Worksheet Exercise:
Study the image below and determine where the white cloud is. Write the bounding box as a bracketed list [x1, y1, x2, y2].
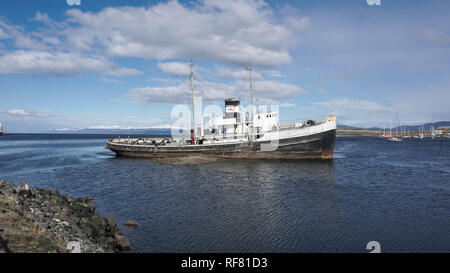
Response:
[6, 109, 49, 118]
[314, 98, 389, 113]
[157, 62, 190, 77]
[127, 79, 305, 104]
[241, 80, 306, 101]
[216, 67, 264, 80]
[0, 19, 48, 50]
[128, 81, 238, 104]
[85, 124, 177, 130]
[0, 18, 140, 77]
[285, 16, 311, 32]
[31, 12, 53, 24]
[261, 70, 284, 78]
[424, 29, 450, 45]
[87, 125, 127, 130]
[128, 84, 189, 104]
[42, 37, 61, 45]
[63, 0, 295, 66]
[326, 68, 357, 81]
[0, 27, 9, 39]
[100, 77, 123, 84]
[148, 77, 182, 85]
[7, 109, 31, 117]
[0, 1, 301, 79]
[279, 102, 296, 107]
[0, 50, 141, 76]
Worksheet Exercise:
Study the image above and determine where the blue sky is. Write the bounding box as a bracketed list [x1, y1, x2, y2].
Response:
[0, 0, 449, 132]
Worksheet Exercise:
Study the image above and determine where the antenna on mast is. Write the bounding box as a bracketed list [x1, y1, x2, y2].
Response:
[248, 61, 254, 141]
[248, 61, 254, 106]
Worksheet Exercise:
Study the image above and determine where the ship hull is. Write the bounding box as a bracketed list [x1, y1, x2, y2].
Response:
[106, 129, 336, 160]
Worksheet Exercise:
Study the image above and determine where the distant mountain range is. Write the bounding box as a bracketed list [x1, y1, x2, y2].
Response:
[338, 121, 450, 131]
[47, 127, 174, 135]
[45, 121, 449, 134]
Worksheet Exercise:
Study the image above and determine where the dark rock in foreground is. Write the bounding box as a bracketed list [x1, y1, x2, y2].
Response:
[0, 180, 130, 253]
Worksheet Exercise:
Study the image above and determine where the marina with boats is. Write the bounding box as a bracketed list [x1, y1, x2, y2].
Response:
[380, 120, 450, 141]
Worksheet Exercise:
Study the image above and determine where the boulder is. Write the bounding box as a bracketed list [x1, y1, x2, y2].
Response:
[16, 182, 32, 198]
[67, 241, 81, 253]
[123, 220, 138, 228]
[107, 216, 117, 227]
[87, 201, 96, 213]
[75, 196, 94, 204]
[114, 234, 130, 251]
[72, 203, 91, 218]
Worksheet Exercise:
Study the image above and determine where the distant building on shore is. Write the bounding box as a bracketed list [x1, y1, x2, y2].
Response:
[438, 126, 450, 132]
[437, 126, 450, 135]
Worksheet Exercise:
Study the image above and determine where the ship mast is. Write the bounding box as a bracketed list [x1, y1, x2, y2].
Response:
[249, 62, 254, 107]
[190, 59, 196, 141]
[248, 62, 254, 141]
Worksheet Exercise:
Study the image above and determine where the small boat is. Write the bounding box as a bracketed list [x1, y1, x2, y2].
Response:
[386, 120, 402, 142]
[417, 124, 425, 139]
[380, 125, 392, 138]
[388, 136, 402, 142]
[401, 125, 410, 138]
[384, 120, 396, 140]
[430, 125, 436, 139]
[0, 122, 5, 136]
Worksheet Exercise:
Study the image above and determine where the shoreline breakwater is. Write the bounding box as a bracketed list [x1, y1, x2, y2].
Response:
[0, 180, 130, 253]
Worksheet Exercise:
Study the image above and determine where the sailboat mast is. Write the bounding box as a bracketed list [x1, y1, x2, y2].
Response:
[190, 59, 196, 139]
[390, 120, 392, 137]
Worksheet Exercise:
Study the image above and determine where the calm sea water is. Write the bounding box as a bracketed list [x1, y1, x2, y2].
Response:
[0, 134, 449, 253]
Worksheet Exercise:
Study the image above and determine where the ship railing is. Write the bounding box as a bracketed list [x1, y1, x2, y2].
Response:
[201, 133, 248, 141]
[108, 137, 168, 145]
[277, 116, 328, 130]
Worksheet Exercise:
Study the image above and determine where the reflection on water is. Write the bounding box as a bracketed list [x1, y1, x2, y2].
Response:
[1, 134, 449, 252]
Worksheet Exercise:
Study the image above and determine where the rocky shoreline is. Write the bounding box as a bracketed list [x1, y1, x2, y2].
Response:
[0, 180, 130, 253]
